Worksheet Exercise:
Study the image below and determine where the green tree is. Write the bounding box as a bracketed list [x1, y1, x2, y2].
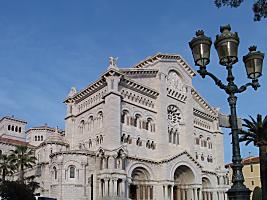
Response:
[0, 154, 15, 182]
[239, 114, 267, 200]
[0, 180, 36, 200]
[214, 0, 267, 21]
[9, 146, 36, 182]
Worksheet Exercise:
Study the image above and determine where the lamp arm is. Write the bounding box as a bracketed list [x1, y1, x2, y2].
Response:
[237, 79, 260, 93]
[197, 67, 227, 91]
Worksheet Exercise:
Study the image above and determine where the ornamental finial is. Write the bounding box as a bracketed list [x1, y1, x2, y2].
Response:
[108, 56, 118, 69]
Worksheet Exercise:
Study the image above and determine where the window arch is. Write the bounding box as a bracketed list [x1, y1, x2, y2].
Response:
[207, 137, 212, 149]
[69, 166, 75, 178]
[121, 110, 130, 125]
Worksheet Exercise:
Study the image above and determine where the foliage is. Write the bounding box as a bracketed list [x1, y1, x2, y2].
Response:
[9, 146, 37, 182]
[240, 114, 267, 146]
[0, 180, 36, 200]
[214, 0, 267, 21]
[0, 154, 15, 182]
[252, 186, 262, 200]
[240, 114, 267, 200]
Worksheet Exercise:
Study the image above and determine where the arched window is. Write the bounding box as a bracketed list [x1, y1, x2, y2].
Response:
[96, 136, 99, 145]
[18, 127, 21, 133]
[69, 166, 75, 178]
[100, 135, 103, 144]
[11, 126, 14, 131]
[80, 120, 85, 134]
[136, 137, 142, 146]
[200, 135, 204, 147]
[38, 136, 40, 141]
[89, 139, 92, 148]
[97, 111, 103, 128]
[15, 126, 18, 132]
[8, 125, 11, 131]
[88, 116, 93, 132]
[53, 167, 57, 179]
[134, 114, 141, 129]
[145, 118, 153, 131]
[35, 136, 37, 141]
[207, 137, 212, 149]
[41, 136, 43, 141]
[0, 150, 2, 155]
[195, 137, 200, 145]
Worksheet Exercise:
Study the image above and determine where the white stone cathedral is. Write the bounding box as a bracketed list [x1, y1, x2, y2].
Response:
[1, 53, 230, 200]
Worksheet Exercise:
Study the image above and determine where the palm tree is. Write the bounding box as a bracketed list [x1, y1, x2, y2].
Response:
[9, 146, 37, 182]
[239, 114, 267, 200]
[0, 154, 15, 182]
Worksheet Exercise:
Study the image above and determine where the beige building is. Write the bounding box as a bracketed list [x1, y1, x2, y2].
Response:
[1, 54, 231, 200]
[225, 156, 261, 197]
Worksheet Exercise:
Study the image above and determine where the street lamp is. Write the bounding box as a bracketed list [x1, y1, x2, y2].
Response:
[189, 25, 264, 200]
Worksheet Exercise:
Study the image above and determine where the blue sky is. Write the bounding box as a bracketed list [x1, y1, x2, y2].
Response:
[0, 1, 266, 163]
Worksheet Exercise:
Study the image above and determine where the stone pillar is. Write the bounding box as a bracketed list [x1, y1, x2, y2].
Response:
[143, 185, 146, 200]
[147, 186, 151, 200]
[137, 185, 141, 200]
[194, 188, 198, 200]
[114, 178, 118, 196]
[110, 179, 114, 197]
[170, 185, 174, 200]
[104, 178, 109, 196]
[177, 188, 181, 200]
[99, 179, 102, 197]
[199, 189, 202, 200]
[164, 185, 168, 200]
[224, 192, 227, 200]
[121, 179, 125, 197]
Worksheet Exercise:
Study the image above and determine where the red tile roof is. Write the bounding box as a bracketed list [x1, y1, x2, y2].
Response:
[225, 156, 260, 167]
[0, 137, 33, 147]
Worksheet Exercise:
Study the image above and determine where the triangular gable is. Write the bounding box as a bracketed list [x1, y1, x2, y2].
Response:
[132, 53, 196, 78]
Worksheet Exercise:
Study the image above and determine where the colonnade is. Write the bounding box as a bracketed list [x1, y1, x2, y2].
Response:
[135, 185, 153, 200]
[98, 177, 127, 198]
[163, 185, 201, 200]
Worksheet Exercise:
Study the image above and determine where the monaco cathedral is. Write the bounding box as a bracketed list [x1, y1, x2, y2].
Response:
[0, 53, 230, 200]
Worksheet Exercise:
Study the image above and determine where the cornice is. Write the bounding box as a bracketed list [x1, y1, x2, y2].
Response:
[191, 88, 218, 116]
[64, 79, 107, 104]
[0, 116, 27, 124]
[120, 68, 158, 78]
[120, 78, 159, 99]
[193, 108, 217, 121]
[133, 53, 196, 78]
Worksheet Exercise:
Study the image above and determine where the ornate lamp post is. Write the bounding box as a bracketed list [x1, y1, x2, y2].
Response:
[189, 25, 264, 200]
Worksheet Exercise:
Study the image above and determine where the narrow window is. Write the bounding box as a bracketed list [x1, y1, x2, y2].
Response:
[11, 126, 14, 131]
[8, 125, 11, 131]
[35, 136, 37, 141]
[251, 181, 254, 186]
[250, 164, 253, 172]
[15, 126, 18, 132]
[41, 136, 43, 141]
[38, 136, 40, 141]
[70, 166, 75, 178]
[18, 127, 21, 133]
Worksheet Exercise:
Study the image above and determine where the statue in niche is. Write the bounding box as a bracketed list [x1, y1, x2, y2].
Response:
[167, 71, 184, 92]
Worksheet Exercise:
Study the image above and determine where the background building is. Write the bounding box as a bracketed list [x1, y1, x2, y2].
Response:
[225, 156, 261, 198]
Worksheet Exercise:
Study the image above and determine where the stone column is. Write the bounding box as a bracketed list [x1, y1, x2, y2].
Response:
[143, 185, 146, 200]
[99, 179, 102, 197]
[199, 188, 202, 200]
[164, 185, 168, 200]
[224, 192, 227, 200]
[114, 178, 118, 196]
[177, 188, 181, 200]
[110, 179, 114, 197]
[194, 188, 198, 200]
[147, 186, 151, 200]
[170, 185, 174, 200]
[121, 179, 125, 197]
[137, 185, 141, 200]
[104, 178, 109, 196]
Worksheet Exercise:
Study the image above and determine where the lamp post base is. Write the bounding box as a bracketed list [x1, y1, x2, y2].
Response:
[227, 187, 251, 200]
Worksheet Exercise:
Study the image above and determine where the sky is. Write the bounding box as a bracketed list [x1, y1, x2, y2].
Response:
[0, 1, 266, 163]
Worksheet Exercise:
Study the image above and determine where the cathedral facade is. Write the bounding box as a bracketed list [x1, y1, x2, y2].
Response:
[1, 53, 230, 200]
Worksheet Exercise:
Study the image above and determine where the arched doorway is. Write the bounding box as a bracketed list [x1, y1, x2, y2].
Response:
[129, 167, 153, 200]
[173, 165, 195, 200]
